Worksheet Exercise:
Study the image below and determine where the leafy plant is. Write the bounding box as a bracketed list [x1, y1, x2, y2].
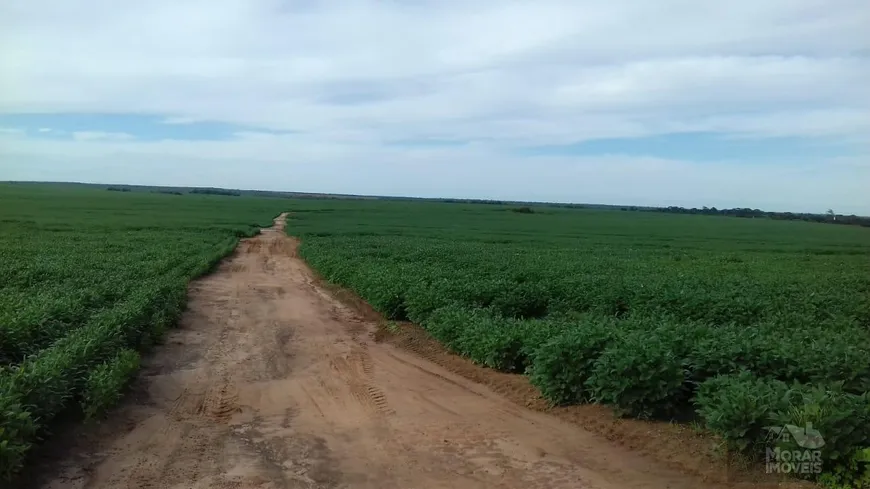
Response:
[694, 371, 797, 453]
[528, 318, 616, 405]
[818, 449, 870, 489]
[0, 391, 36, 481]
[81, 349, 141, 420]
[771, 384, 870, 468]
[452, 311, 525, 371]
[587, 328, 691, 419]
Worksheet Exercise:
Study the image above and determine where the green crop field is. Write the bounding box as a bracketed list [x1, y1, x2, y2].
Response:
[0, 183, 285, 480]
[2, 184, 869, 484]
[289, 200, 870, 482]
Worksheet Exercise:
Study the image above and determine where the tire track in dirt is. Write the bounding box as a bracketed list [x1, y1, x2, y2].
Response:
[36, 213, 769, 489]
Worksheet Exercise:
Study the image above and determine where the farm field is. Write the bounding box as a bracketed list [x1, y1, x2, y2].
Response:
[0, 183, 285, 481]
[290, 200, 870, 483]
[2, 184, 869, 486]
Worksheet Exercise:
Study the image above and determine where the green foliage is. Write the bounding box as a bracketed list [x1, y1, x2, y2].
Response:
[81, 349, 141, 420]
[441, 308, 527, 372]
[289, 197, 870, 480]
[528, 318, 616, 405]
[453, 313, 526, 371]
[771, 385, 870, 467]
[0, 391, 36, 482]
[697, 372, 870, 482]
[695, 371, 796, 452]
[350, 268, 410, 320]
[0, 183, 283, 482]
[424, 306, 478, 351]
[686, 325, 768, 382]
[819, 450, 870, 489]
[6, 185, 866, 482]
[587, 326, 692, 419]
[688, 321, 870, 395]
[425, 306, 569, 372]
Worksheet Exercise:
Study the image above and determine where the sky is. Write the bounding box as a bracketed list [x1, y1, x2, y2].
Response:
[1, 1, 868, 214]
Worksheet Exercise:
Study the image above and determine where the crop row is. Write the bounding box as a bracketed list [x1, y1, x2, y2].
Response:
[0, 233, 240, 365]
[0, 185, 284, 482]
[292, 206, 870, 483]
[0, 235, 247, 480]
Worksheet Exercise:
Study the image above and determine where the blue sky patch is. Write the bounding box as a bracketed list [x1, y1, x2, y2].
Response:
[516, 132, 863, 162]
[386, 138, 470, 148]
[0, 113, 291, 141]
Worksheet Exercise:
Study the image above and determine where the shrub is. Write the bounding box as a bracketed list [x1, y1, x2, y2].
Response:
[587, 326, 691, 419]
[452, 311, 526, 372]
[697, 373, 870, 480]
[686, 326, 768, 383]
[694, 371, 797, 452]
[770, 384, 870, 469]
[742, 323, 870, 394]
[355, 273, 409, 320]
[516, 318, 571, 370]
[424, 305, 475, 351]
[787, 333, 870, 394]
[490, 281, 550, 319]
[528, 318, 616, 405]
[403, 281, 456, 324]
[426, 307, 566, 373]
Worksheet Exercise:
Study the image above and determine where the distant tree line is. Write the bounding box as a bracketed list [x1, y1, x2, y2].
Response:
[189, 188, 241, 196]
[438, 198, 589, 208]
[96, 183, 868, 227]
[510, 206, 535, 214]
[619, 205, 870, 227]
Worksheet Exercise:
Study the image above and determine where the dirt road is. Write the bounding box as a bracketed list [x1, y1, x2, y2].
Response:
[41, 214, 723, 489]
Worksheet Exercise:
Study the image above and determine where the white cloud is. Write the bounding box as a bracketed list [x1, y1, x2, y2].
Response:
[0, 127, 26, 138]
[71, 131, 135, 141]
[0, 0, 868, 211]
[161, 116, 203, 125]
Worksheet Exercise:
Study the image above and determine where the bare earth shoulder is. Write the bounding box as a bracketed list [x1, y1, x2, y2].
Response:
[37, 214, 764, 489]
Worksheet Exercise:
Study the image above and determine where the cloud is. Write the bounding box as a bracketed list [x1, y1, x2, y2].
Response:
[71, 131, 135, 141]
[0, 0, 868, 212]
[0, 127, 25, 139]
[161, 116, 202, 125]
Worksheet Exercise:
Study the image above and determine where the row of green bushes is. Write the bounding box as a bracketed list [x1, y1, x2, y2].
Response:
[299, 236, 870, 482]
[418, 305, 870, 397]
[697, 373, 870, 486]
[0, 236, 248, 482]
[416, 306, 870, 481]
[300, 237, 870, 329]
[288, 202, 870, 484]
[1, 233, 245, 366]
[0, 280, 186, 479]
